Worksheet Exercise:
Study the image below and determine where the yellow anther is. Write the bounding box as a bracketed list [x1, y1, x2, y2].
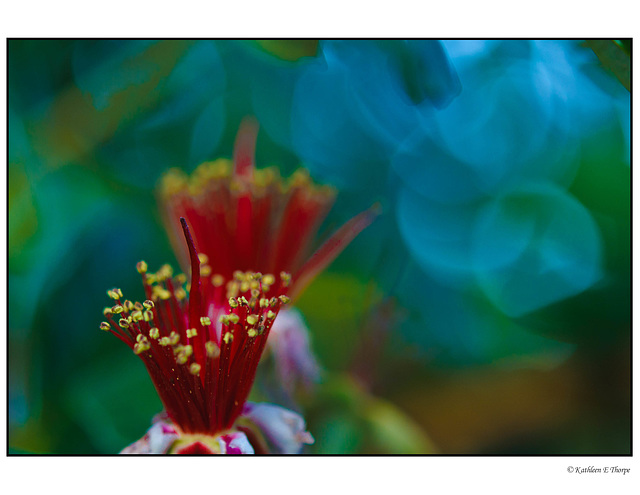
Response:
[219, 315, 229, 325]
[246, 314, 259, 326]
[200, 317, 211, 326]
[133, 341, 150, 355]
[100, 322, 111, 331]
[136, 261, 148, 274]
[247, 329, 257, 338]
[103, 307, 113, 316]
[223, 332, 234, 344]
[175, 273, 187, 285]
[233, 270, 245, 281]
[121, 300, 132, 312]
[143, 310, 154, 321]
[131, 310, 144, 322]
[250, 280, 260, 291]
[240, 281, 250, 293]
[280, 272, 291, 287]
[160, 264, 174, 278]
[159, 337, 171, 346]
[279, 295, 291, 304]
[269, 297, 278, 307]
[174, 288, 187, 300]
[201, 265, 212, 277]
[143, 300, 155, 309]
[118, 318, 130, 329]
[134, 301, 144, 311]
[229, 297, 239, 308]
[267, 310, 276, 319]
[169, 331, 180, 346]
[262, 274, 275, 286]
[144, 273, 156, 285]
[198, 253, 209, 264]
[261, 284, 271, 293]
[136, 334, 146, 343]
[205, 341, 220, 358]
[153, 287, 172, 300]
[238, 296, 249, 306]
[189, 363, 201, 375]
[251, 289, 260, 298]
[149, 328, 160, 339]
[257, 325, 265, 335]
[107, 288, 123, 300]
[212, 274, 225, 287]
[259, 298, 269, 308]
[251, 272, 263, 280]
[186, 328, 198, 339]
[228, 314, 240, 325]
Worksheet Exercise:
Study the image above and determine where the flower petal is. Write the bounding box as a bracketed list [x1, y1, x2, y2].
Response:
[268, 308, 321, 395]
[218, 431, 255, 454]
[242, 402, 314, 454]
[120, 416, 179, 454]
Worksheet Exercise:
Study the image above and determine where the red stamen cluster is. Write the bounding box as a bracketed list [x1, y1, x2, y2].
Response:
[159, 119, 379, 300]
[100, 219, 291, 435]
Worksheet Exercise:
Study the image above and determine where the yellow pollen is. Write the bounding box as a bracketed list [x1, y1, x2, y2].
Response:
[280, 272, 292, 287]
[246, 314, 259, 326]
[134, 301, 144, 311]
[259, 298, 269, 308]
[175, 273, 187, 285]
[267, 310, 276, 319]
[136, 261, 148, 274]
[247, 329, 257, 338]
[143, 300, 154, 309]
[251, 288, 260, 298]
[229, 297, 239, 308]
[131, 310, 143, 322]
[118, 318, 130, 328]
[233, 270, 245, 281]
[200, 316, 212, 326]
[262, 274, 275, 286]
[205, 341, 220, 358]
[159, 337, 171, 346]
[124, 300, 135, 312]
[174, 288, 187, 300]
[103, 307, 113, 316]
[143, 310, 154, 321]
[186, 328, 198, 338]
[240, 281, 250, 293]
[189, 363, 201, 375]
[250, 281, 260, 291]
[223, 332, 234, 344]
[133, 342, 150, 355]
[112, 304, 124, 314]
[100, 322, 111, 331]
[238, 296, 249, 306]
[149, 328, 160, 339]
[136, 334, 146, 342]
[169, 331, 180, 346]
[279, 295, 291, 304]
[228, 314, 240, 325]
[108, 288, 123, 300]
[219, 315, 229, 325]
[269, 297, 278, 307]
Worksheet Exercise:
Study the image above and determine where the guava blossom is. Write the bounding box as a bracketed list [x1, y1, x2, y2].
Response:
[101, 219, 313, 454]
[158, 119, 378, 393]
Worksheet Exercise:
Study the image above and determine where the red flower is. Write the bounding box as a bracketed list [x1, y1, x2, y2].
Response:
[159, 118, 379, 301]
[101, 218, 292, 438]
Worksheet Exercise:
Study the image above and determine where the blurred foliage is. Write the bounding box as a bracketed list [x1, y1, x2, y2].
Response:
[585, 39, 631, 91]
[8, 39, 630, 455]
